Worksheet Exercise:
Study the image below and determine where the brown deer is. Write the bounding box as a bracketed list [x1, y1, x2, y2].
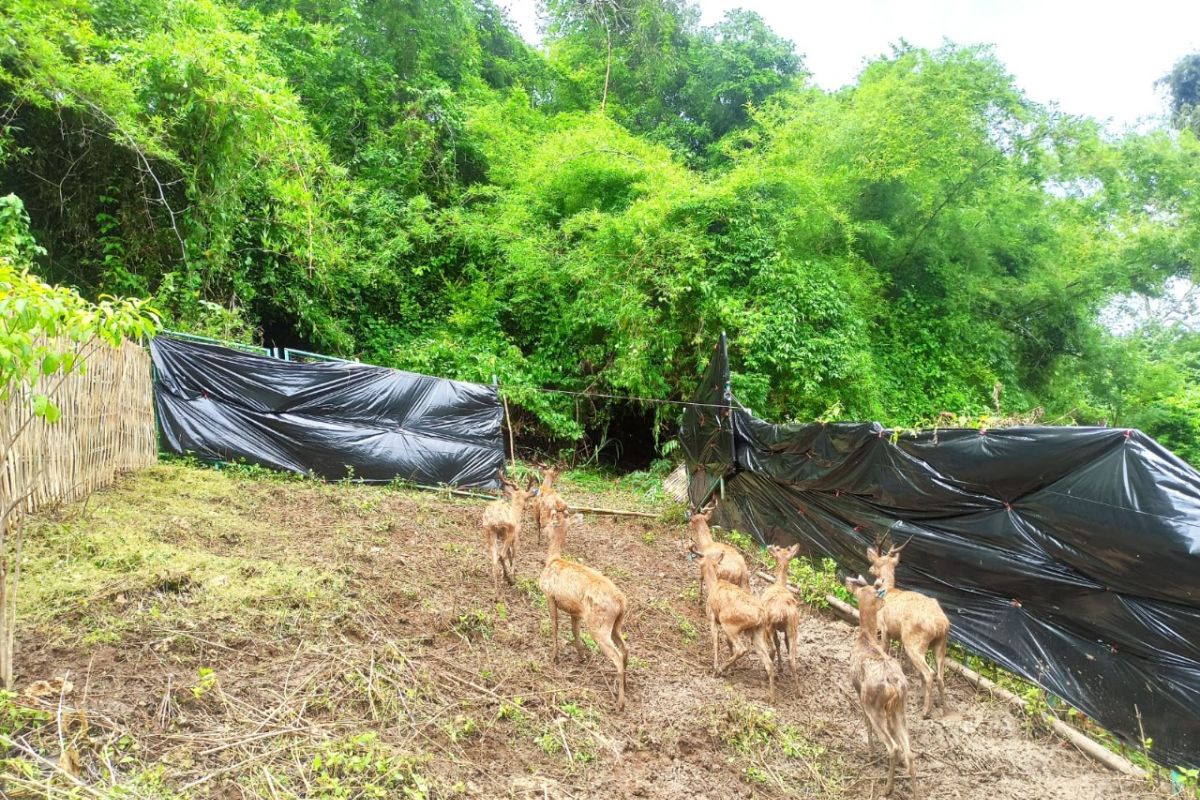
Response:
[532, 465, 568, 544]
[867, 538, 950, 719]
[688, 500, 750, 602]
[762, 543, 802, 678]
[695, 549, 776, 700]
[846, 574, 919, 799]
[539, 509, 629, 711]
[481, 472, 535, 594]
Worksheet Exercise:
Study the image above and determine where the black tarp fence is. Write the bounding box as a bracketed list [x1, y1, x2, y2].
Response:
[152, 335, 506, 488]
[681, 335, 1200, 769]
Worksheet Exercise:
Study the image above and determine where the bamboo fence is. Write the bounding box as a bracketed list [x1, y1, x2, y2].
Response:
[1, 338, 156, 520]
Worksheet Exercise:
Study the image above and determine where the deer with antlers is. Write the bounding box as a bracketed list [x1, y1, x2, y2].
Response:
[867, 536, 950, 719]
[481, 471, 536, 594]
[845, 574, 919, 799]
[688, 500, 750, 603]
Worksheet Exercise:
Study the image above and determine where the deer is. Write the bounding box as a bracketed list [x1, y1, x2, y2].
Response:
[481, 471, 536, 594]
[688, 500, 750, 603]
[866, 537, 950, 719]
[538, 509, 629, 711]
[694, 549, 776, 700]
[845, 574, 919, 799]
[532, 465, 568, 544]
[761, 543, 802, 678]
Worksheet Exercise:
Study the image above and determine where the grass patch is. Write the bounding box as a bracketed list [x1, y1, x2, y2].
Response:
[708, 697, 844, 794]
[20, 466, 349, 648]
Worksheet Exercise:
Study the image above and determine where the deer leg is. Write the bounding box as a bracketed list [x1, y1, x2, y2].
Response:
[893, 702, 919, 800]
[716, 624, 750, 675]
[710, 616, 722, 673]
[884, 748, 897, 797]
[787, 612, 799, 677]
[753, 627, 776, 701]
[548, 599, 561, 663]
[904, 640, 936, 719]
[593, 622, 627, 712]
[571, 615, 587, 661]
[489, 531, 502, 595]
[934, 634, 948, 715]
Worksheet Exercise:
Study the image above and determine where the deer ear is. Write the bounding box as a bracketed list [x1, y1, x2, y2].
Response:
[866, 547, 880, 562]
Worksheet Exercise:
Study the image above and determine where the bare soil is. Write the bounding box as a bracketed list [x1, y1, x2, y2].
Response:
[12, 465, 1161, 799]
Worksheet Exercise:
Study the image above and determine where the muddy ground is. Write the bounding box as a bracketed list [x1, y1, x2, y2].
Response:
[12, 465, 1160, 799]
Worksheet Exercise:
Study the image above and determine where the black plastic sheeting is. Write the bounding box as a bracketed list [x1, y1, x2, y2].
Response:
[152, 336, 506, 488]
[681, 335, 1200, 769]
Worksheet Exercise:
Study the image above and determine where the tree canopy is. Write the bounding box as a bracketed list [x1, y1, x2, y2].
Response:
[1, 0, 1198, 463]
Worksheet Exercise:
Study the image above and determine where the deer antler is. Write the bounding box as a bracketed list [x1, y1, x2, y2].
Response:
[887, 535, 915, 556]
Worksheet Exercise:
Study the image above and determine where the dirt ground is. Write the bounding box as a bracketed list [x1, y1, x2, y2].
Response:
[10, 464, 1163, 799]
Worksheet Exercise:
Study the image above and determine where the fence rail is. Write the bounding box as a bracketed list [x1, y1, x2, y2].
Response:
[1, 338, 157, 520]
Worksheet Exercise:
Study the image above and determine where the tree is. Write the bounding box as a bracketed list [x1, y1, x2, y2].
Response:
[0, 194, 158, 688]
[1159, 52, 1200, 132]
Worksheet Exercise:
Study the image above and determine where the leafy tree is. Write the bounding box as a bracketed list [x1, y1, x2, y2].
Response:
[1159, 52, 1200, 132]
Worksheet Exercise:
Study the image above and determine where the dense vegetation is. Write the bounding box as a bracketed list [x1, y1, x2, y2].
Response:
[2, 0, 1198, 462]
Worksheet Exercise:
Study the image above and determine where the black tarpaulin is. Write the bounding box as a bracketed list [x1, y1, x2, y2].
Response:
[152, 336, 506, 488]
[681, 335, 1200, 769]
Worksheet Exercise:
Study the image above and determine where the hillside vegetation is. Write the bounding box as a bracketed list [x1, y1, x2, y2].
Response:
[2, 0, 1200, 461]
[4, 464, 1163, 798]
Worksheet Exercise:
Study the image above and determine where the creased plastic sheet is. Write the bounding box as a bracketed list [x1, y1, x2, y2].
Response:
[152, 336, 505, 488]
[680, 337, 1200, 768]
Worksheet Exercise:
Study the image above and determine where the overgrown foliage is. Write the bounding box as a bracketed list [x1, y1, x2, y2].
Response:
[2, 0, 1198, 462]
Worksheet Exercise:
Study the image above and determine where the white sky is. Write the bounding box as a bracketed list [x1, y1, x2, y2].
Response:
[500, 0, 1200, 131]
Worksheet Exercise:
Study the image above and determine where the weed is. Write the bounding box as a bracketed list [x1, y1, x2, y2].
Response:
[441, 714, 479, 743]
[516, 577, 546, 608]
[788, 556, 852, 607]
[309, 733, 431, 798]
[535, 729, 562, 755]
[452, 609, 493, 642]
[677, 584, 700, 602]
[497, 696, 527, 724]
[641, 530, 657, 545]
[709, 698, 840, 793]
[745, 765, 772, 786]
[189, 667, 218, 701]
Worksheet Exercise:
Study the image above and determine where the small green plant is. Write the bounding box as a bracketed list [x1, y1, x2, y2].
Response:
[745, 765, 772, 786]
[452, 609, 493, 642]
[441, 713, 478, 743]
[189, 667, 218, 701]
[534, 729, 562, 755]
[788, 556, 852, 607]
[497, 696, 527, 724]
[641, 530, 657, 545]
[309, 733, 430, 799]
[515, 577, 546, 607]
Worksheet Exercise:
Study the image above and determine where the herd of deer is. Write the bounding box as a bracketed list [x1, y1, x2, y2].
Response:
[481, 469, 951, 798]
